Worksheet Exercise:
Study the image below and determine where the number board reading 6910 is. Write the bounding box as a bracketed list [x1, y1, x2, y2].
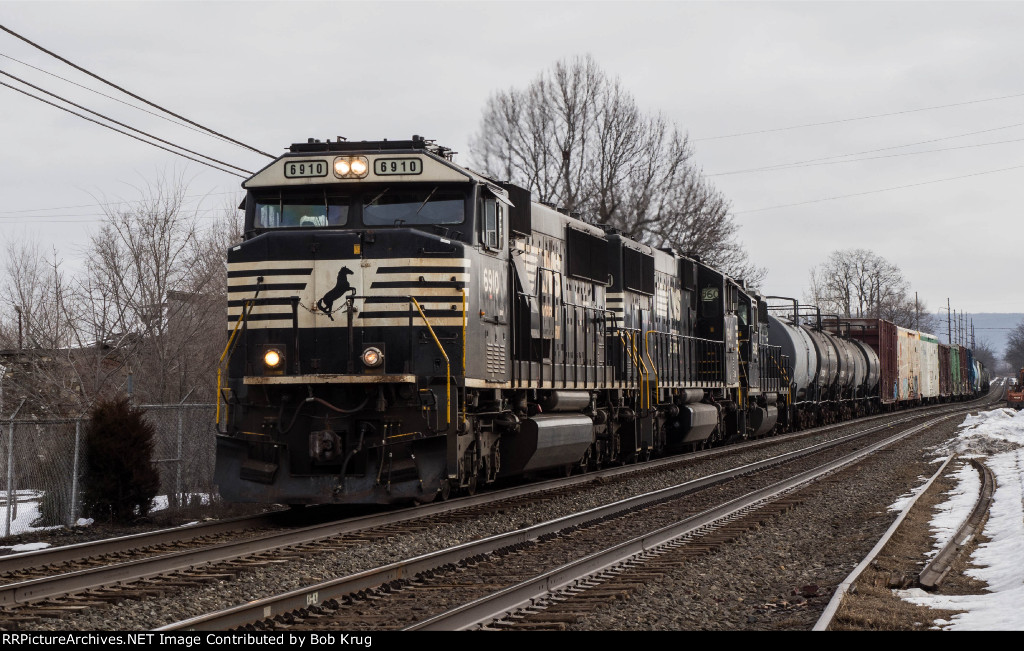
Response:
[374, 158, 422, 176]
[284, 160, 328, 178]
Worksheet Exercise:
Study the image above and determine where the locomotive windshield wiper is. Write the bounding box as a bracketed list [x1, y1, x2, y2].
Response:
[416, 186, 438, 214]
[364, 187, 389, 207]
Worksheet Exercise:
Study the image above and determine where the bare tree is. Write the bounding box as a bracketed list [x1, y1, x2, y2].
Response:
[0, 173, 241, 416]
[0, 237, 84, 416]
[1006, 319, 1024, 371]
[84, 174, 241, 403]
[470, 55, 764, 285]
[971, 339, 998, 372]
[805, 248, 936, 331]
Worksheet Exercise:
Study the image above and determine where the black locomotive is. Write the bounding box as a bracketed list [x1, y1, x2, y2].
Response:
[213, 136, 976, 506]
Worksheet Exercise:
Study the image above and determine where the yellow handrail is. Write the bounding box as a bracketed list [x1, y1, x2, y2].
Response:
[215, 296, 256, 427]
[644, 330, 661, 408]
[768, 354, 793, 406]
[618, 332, 636, 389]
[619, 331, 647, 410]
[411, 297, 451, 426]
[633, 331, 651, 410]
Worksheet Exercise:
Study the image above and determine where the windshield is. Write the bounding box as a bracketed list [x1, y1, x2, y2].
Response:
[249, 185, 466, 229]
[254, 190, 349, 229]
[362, 186, 465, 226]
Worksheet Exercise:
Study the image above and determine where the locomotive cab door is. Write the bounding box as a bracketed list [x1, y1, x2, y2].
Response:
[473, 189, 511, 384]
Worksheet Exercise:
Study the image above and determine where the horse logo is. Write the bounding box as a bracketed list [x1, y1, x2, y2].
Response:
[317, 266, 356, 320]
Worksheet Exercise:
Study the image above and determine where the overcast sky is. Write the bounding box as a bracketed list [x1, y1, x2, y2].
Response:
[1, 1, 1022, 315]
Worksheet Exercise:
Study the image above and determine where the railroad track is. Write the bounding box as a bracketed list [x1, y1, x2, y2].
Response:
[161, 400, 994, 631]
[1, 390, 987, 582]
[0, 392, 998, 630]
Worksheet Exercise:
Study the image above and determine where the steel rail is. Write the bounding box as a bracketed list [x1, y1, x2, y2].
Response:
[408, 413, 961, 631]
[2, 389, 996, 588]
[813, 453, 955, 630]
[159, 411, 958, 631]
[0, 511, 283, 577]
[0, 413, 894, 582]
[917, 458, 995, 589]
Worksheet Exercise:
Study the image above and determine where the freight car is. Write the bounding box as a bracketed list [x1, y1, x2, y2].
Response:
[762, 307, 987, 431]
[213, 136, 983, 506]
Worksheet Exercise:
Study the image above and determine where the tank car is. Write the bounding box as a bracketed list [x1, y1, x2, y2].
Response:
[764, 300, 880, 429]
[214, 136, 785, 505]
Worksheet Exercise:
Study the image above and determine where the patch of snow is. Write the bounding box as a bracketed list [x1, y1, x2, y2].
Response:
[926, 462, 980, 559]
[4, 542, 51, 552]
[897, 408, 1024, 630]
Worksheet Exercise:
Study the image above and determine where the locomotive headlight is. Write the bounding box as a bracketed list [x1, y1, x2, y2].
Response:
[263, 349, 283, 368]
[361, 346, 384, 368]
[333, 157, 369, 179]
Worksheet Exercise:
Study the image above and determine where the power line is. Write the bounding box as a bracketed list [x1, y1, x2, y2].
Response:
[0, 205, 240, 226]
[709, 121, 1024, 176]
[0, 204, 237, 221]
[0, 51, 246, 152]
[0, 23, 275, 158]
[0, 191, 241, 215]
[695, 91, 1024, 142]
[734, 163, 1024, 214]
[0, 213, 234, 226]
[712, 135, 1024, 176]
[0, 80, 247, 178]
[0, 69, 253, 175]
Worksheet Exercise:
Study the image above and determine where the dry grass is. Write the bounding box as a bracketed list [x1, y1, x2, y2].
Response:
[830, 459, 990, 630]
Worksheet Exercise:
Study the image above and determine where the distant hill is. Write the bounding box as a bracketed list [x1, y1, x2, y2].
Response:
[931, 312, 1022, 360]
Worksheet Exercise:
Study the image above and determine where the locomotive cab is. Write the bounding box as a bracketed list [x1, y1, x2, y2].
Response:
[217, 137, 517, 504]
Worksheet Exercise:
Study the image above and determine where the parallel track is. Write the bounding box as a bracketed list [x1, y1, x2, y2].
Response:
[162, 398, 995, 631]
[0, 392, 997, 629]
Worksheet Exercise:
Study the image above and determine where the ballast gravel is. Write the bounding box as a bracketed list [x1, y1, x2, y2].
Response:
[12, 411, 974, 631]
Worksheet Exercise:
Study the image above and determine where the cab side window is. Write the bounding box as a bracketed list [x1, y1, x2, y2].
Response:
[480, 196, 504, 251]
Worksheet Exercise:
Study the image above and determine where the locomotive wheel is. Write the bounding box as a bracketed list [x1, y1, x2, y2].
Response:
[438, 478, 451, 501]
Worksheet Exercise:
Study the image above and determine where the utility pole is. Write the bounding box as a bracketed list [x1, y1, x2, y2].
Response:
[947, 298, 952, 345]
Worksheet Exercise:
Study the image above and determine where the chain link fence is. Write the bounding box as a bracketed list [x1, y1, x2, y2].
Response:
[1, 403, 217, 539]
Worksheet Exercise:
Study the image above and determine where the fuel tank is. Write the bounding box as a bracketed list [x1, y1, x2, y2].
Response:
[498, 414, 595, 476]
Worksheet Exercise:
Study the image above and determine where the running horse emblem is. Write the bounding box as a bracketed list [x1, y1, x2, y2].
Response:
[317, 266, 356, 321]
